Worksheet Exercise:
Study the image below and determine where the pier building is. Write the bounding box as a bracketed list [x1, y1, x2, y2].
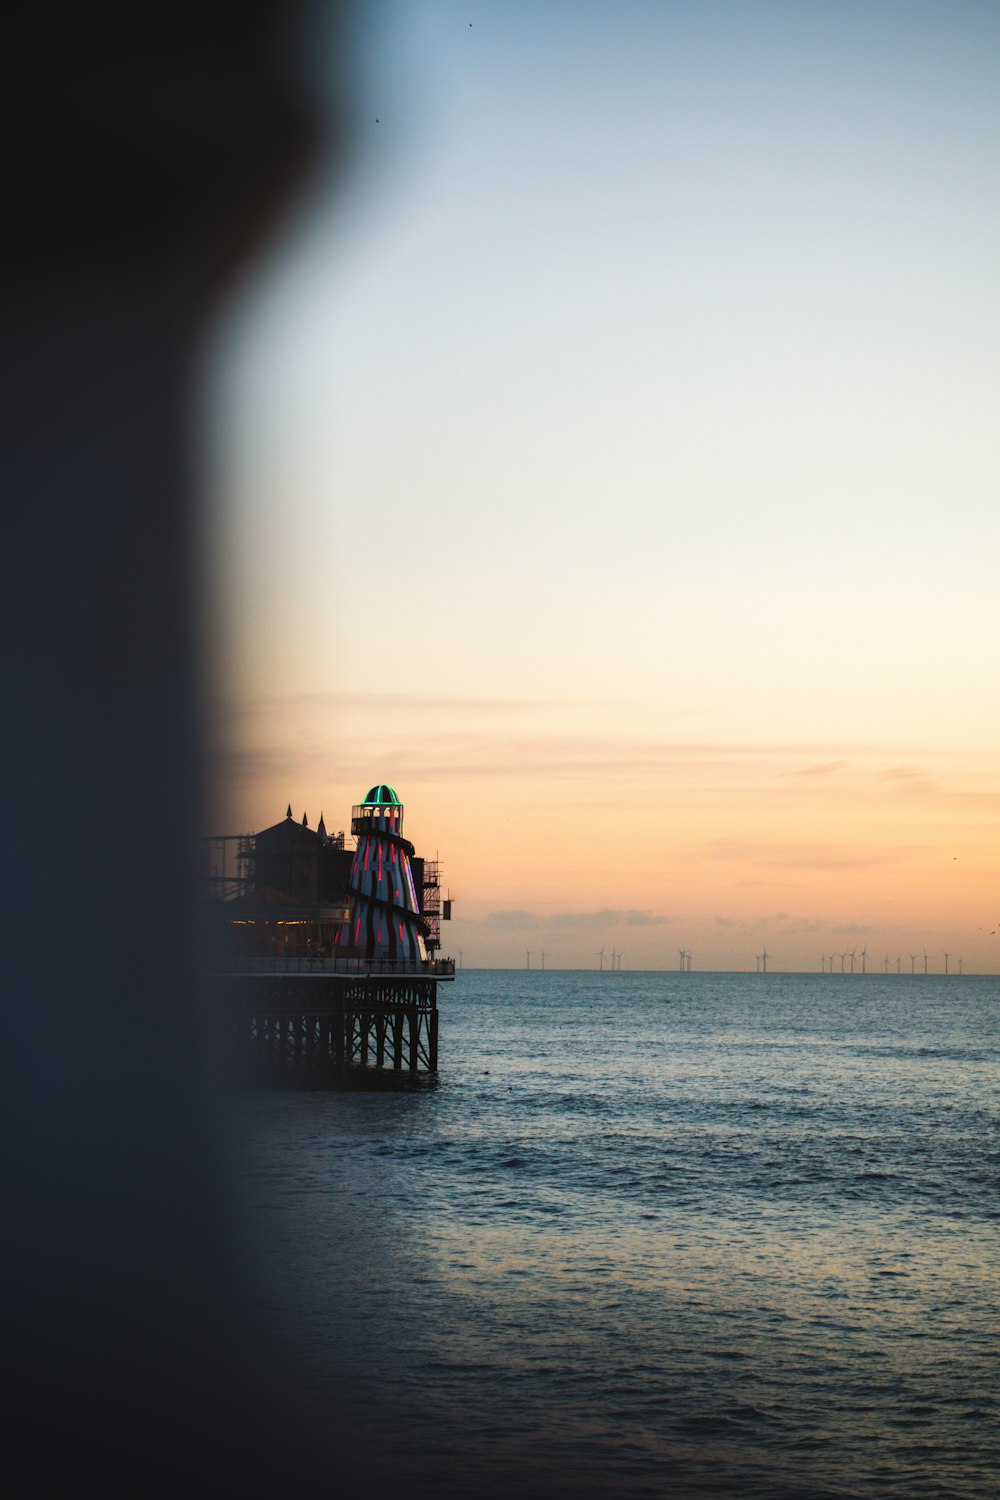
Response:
[203, 786, 453, 1086]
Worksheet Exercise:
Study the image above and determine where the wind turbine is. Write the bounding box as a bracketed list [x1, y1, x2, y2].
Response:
[840, 951, 848, 974]
[755, 953, 761, 973]
[617, 951, 625, 972]
[895, 955, 901, 974]
[539, 950, 547, 972]
[849, 947, 857, 974]
[923, 949, 928, 975]
[685, 951, 692, 972]
[910, 954, 917, 976]
[611, 948, 619, 972]
[597, 946, 606, 972]
[828, 953, 836, 974]
[761, 945, 769, 975]
[678, 947, 686, 972]
[525, 950, 531, 970]
[459, 950, 464, 969]
[860, 946, 868, 975]
[943, 951, 949, 975]
[883, 955, 890, 974]
[958, 956, 963, 975]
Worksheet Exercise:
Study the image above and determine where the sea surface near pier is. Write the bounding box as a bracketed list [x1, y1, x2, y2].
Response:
[228, 971, 999, 1499]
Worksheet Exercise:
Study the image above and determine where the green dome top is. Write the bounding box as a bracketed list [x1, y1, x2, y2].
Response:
[362, 783, 400, 806]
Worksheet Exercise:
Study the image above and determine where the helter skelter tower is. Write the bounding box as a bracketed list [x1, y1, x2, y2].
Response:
[340, 784, 427, 965]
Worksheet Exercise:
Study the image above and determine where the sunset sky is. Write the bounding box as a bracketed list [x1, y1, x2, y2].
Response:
[203, 0, 1000, 972]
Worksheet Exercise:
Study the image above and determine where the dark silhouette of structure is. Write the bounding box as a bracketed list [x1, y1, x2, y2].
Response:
[2, 7, 360, 1495]
[204, 794, 451, 964]
[205, 796, 453, 1087]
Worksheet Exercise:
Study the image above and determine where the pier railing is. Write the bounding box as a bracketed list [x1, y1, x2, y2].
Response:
[216, 955, 456, 979]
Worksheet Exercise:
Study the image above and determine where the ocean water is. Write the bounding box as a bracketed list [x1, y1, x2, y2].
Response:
[229, 971, 999, 1499]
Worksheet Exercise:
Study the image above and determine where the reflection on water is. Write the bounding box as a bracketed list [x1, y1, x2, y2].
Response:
[230, 973, 999, 1498]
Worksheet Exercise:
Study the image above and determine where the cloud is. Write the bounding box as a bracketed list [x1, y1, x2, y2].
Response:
[788, 760, 848, 779]
[225, 690, 603, 719]
[713, 913, 824, 934]
[208, 745, 291, 782]
[484, 907, 672, 931]
[876, 764, 939, 796]
[706, 839, 913, 871]
[773, 914, 824, 933]
[213, 707, 1000, 812]
[482, 910, 537, 931]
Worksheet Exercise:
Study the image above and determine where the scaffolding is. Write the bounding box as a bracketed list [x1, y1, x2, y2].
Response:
[421, 861, 439, 952]
[201, 834, 255, 902]
[201, 821, 451, 963]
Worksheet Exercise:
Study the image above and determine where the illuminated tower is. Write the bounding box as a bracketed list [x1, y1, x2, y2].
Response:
[341, 784, 427, 964]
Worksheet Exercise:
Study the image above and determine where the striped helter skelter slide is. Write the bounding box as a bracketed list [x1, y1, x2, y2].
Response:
[337, 784, 427, 964]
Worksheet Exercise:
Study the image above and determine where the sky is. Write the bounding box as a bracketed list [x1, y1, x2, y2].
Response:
[202, 0, 1000, 972]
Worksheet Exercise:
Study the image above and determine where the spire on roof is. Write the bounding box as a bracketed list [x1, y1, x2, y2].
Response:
[286, 804, 292, 819]
[301, 811, 309, 827]
[317, 811, 327, 840]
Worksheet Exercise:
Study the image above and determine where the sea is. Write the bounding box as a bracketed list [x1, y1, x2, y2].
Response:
[228, 971, 999, 1499]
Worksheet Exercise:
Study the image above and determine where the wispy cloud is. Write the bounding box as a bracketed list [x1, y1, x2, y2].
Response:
[208, 745, 292, 782]
[773, 914, 825, 933]
[484, 908, 672, 931]
[713, 913, 825, 934]
[876, 764, 939, 796]
[787, 760, 848, 779]
[223, 691, 605, 720]
[215, 701, 998, 802]
[705, 839, 914, 871]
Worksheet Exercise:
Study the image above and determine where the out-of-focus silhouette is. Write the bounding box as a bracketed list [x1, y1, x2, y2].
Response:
[2, 6, 357, 1493]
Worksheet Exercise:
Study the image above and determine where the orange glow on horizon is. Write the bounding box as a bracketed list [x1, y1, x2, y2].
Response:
[210, 694, 1000, 973]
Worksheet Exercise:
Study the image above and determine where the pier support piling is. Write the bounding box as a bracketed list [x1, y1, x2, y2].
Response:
[215, 970, 442, 1087]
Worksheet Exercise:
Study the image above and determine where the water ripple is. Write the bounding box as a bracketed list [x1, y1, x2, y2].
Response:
[231, 971, 1000, 1499]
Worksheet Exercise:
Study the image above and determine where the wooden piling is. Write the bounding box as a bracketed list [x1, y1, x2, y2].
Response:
[213, 968, 445, 1088]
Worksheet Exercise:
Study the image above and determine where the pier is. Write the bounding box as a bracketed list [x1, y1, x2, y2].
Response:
[215, 965, 446, 1088]
[204, 786, 454, 1087]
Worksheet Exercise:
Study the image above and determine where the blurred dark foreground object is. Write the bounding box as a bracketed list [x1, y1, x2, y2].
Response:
[1, 6, 361, 1494]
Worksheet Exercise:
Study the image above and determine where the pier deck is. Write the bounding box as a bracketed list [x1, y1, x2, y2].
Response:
[214, 965, 449, 1088]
